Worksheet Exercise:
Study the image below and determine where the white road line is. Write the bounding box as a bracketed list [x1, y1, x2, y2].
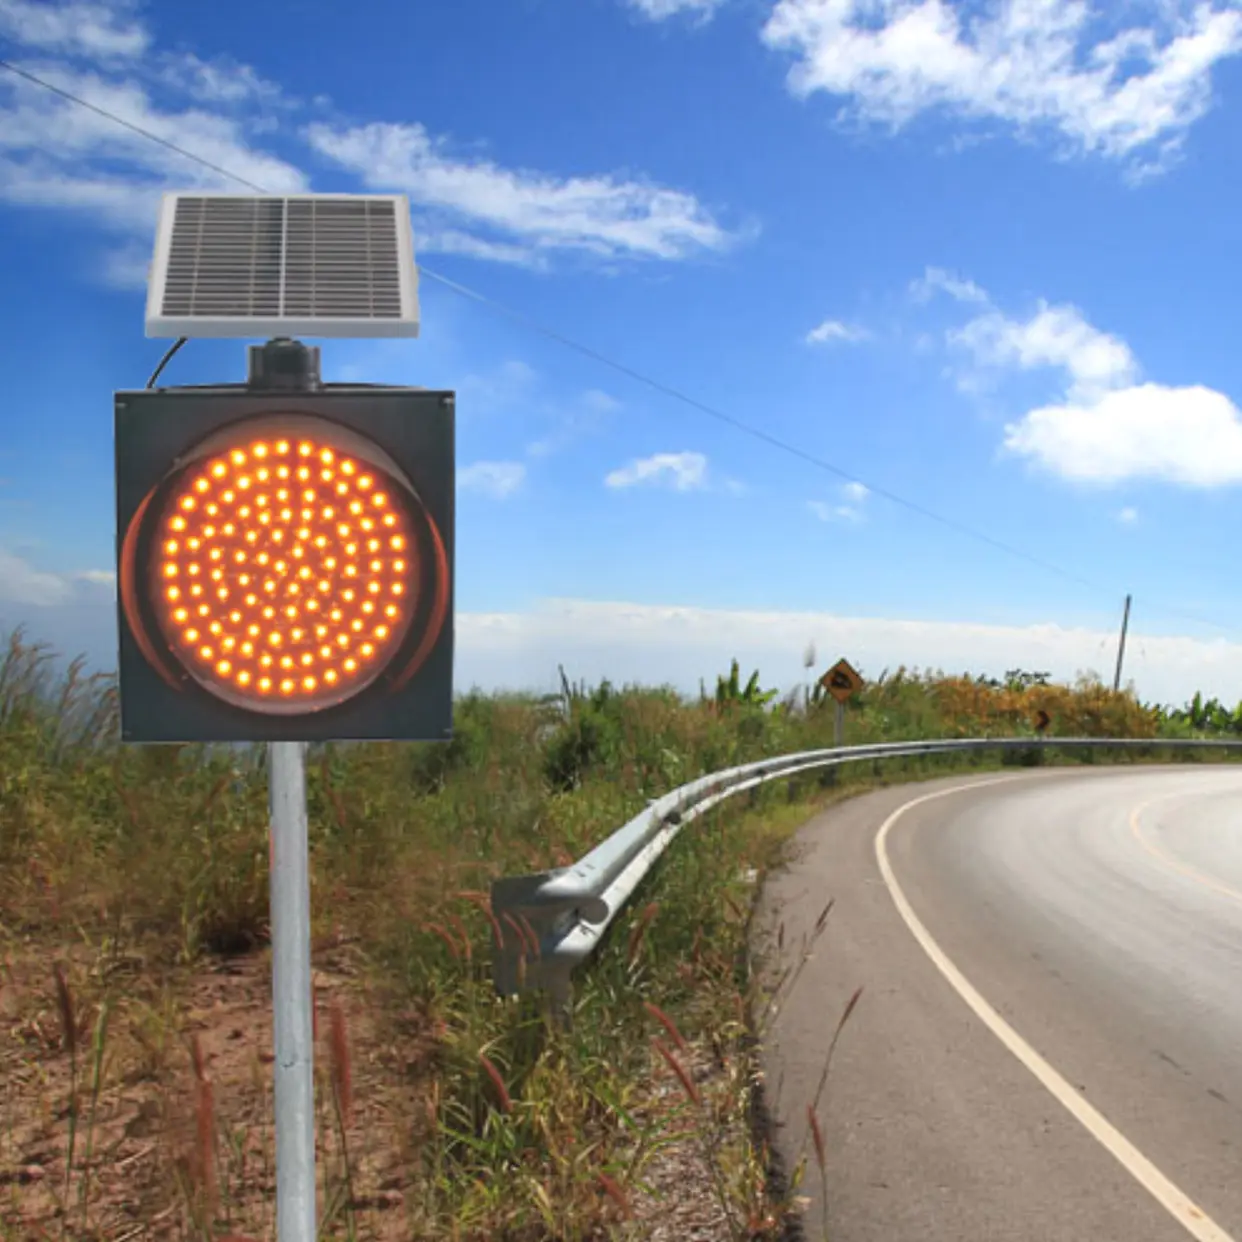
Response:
[875, 776, 1238, 1242]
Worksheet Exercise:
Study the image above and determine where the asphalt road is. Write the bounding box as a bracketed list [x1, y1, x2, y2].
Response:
[756, 766, 1242, 1242]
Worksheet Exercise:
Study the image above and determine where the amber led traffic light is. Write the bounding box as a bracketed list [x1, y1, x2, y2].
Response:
[116, 382, 454, 743]
[142, 421, 417, 712]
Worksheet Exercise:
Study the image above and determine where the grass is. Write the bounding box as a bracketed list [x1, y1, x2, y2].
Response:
[1, 628, 1238, 1240]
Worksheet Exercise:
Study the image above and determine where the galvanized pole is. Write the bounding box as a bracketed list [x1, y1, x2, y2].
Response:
[268, 746, 316, 1240]
[253, 338, 320, 1242]
[1113, 594, 1132, 693]
[834, 699, 845, 747]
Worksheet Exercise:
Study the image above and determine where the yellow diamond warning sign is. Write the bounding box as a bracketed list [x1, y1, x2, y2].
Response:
[819, 658, 864, 704]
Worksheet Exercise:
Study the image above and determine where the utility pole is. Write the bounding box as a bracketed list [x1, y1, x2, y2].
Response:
[1113, 594, 1132, 693]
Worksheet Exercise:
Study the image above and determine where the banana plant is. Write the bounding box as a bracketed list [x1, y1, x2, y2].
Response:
[1156, 691, 1242, 735]
[713, 659, 778, 710]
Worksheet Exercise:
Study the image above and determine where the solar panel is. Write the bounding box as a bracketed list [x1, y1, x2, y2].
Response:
[145, 194, 420, 339]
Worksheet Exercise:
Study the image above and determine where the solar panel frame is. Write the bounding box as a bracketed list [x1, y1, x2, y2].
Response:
[145, 193, 420, 339]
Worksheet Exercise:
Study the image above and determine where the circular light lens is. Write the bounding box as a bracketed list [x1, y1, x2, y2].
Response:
[144, 419, 422, 714]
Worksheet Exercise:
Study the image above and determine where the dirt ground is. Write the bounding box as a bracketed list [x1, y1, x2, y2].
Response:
[0, 934, 425, 1241]
[1, 937, 752, 1242]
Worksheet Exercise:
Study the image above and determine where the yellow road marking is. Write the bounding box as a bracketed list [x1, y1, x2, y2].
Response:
[1129, 797, 1242, 908]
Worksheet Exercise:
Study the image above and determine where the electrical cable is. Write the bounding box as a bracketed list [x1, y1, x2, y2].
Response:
[146, 336, 187, 388]
[0, 54, 1233, 638]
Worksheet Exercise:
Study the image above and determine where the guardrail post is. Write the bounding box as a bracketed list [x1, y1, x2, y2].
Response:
[490, 872, 596, 1015]
[543, 964, 575, 1030]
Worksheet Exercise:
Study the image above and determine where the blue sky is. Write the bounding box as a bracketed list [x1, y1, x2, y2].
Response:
[3, 0, 1242, 704]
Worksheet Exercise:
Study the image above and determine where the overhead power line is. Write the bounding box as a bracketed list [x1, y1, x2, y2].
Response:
[0, 55, 1232, 638]
[0, 58, 271, 191]
[415, 266, 1101, 593]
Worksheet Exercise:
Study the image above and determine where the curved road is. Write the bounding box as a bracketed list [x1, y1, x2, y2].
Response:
[757, 765, 1242, 1242]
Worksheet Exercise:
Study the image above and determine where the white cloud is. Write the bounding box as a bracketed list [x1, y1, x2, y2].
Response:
[805, 317, 869, 345]
[527, 388, 621, 458]
[582, 389, 623, 417]
[457, 461, 527, 499]
[0, 0, 149, 59]
[413, 227, 545, 267]
[930, 273, 1242, 487]
[0, 548, 113, 606]
[761, 0, 1242, 169]
[624, 0, 725, 20]
[456, 360, 540, 415]
[305, 120, 739, 262]
[453, 597, 1242, 708]
[161, 53, 284, 106]
[1004, 383, 1242, 486]
[98, 238, 150, 288]
[1117, 506, 1139, 523]
[951, 301, 1138, 400]
[911, 265, 990, 305]
[809, 479, 870, 522]
[0, 547, 72, 605]
[605, 451, 709, 491]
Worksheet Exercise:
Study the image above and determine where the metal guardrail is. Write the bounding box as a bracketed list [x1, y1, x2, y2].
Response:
[490, 735, 1242, 1005]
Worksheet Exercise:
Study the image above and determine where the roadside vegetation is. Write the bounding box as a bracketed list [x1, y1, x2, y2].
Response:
[1, 626, 1236, 1240]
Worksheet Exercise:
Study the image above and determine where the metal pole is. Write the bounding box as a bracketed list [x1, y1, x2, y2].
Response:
[1113, 594, 1132, 693]
[251, 339, 321, 1242]
[834, 699, 845, 747]
[268, 740, 317, 1242]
